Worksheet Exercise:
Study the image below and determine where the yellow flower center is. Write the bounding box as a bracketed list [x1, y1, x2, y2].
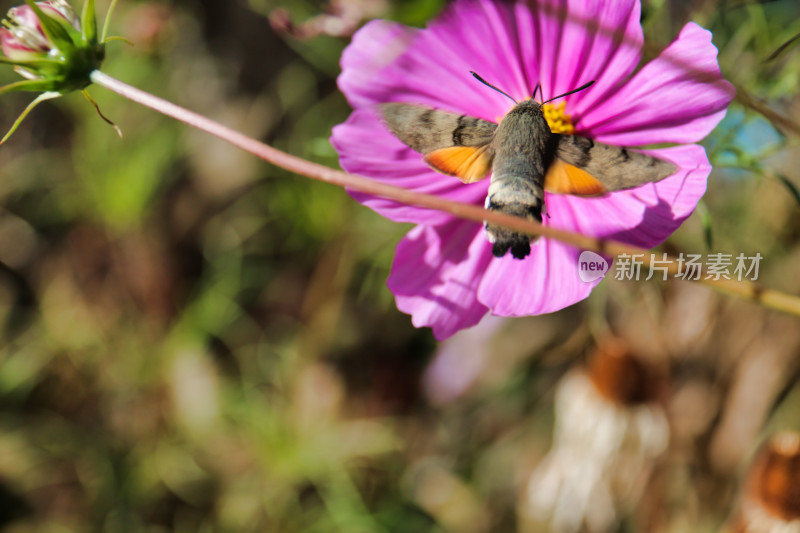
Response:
[542, 101, 575, 134]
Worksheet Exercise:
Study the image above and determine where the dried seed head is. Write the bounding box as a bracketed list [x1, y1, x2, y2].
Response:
[586, 339, 662, 406]
[748, 432, 800, 521]
[728, 432, 800, 533]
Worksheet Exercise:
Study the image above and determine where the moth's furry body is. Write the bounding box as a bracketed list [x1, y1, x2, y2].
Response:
[379, 98, 676, 260]
[485, 100, 555, 258]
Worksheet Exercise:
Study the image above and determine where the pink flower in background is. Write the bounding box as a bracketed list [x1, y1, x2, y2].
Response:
[331, 0, 734, 339]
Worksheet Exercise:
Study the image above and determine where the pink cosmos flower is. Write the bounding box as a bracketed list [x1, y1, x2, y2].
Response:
[331, 0, 735, 339]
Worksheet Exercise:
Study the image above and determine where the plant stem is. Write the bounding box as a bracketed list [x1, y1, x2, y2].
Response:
[89, 69, 800, 318]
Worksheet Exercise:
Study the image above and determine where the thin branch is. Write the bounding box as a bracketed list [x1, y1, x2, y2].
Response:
[88, 69, 800, 319]
[765, 31, 800, 62]
[734, 86, 800, 137]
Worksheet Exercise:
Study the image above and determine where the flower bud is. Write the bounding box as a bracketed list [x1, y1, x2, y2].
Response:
[1, 2, 79, 62]
[0, 0, 109, 143]
[0, 0, 103, 92]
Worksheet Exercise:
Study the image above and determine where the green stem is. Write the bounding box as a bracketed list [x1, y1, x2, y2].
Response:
[88, 69, 800, 319]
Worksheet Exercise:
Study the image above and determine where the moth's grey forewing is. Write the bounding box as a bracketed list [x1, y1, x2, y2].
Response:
[484, 100, 554, 259]
[554, 134, 677, 191]
[379, 103, 497, 153]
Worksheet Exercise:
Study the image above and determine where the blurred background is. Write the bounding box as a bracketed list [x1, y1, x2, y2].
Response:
[0, 0, 799, 531]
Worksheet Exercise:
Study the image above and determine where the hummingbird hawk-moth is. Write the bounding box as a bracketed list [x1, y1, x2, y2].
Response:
[379, 73, 677, 259]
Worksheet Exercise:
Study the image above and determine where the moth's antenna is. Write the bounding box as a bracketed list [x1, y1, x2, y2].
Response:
[532, 83, 543, 102]
[542, 80, 595, 104]
[470, 71, 517, 104]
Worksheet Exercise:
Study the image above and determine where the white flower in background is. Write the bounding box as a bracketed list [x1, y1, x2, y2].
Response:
[525, 341, 669, 533]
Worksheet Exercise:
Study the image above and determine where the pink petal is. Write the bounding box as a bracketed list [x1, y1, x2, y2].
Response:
[388, 220, 493, 340]
[337, 1, 544, 119]
[8, 6, 42, 31]
[423, 315, 507, 405]
[1, 29, 44, 61]
[477, 237, 598, 316]
[531, 0, 644, 113]
[478, 143, 710, 315]
[331, 108, 489, 225]
[337, 20, 421, 110]
[579, 22, 735, 145]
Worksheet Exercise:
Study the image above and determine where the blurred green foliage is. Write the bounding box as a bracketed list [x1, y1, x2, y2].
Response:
[0, 0, 798, 532]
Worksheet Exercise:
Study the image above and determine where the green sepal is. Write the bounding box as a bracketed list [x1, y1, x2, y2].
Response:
[0, 91, 61, 144]
[0, 57, 63, 68]
[101, 0, 120, 42]
[81, 0, 98, 46]
[0, 56, 87, 92]
[0, 79, 57, 96]
[24, 0, 76, 55]
[104, 35, 133, 47]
